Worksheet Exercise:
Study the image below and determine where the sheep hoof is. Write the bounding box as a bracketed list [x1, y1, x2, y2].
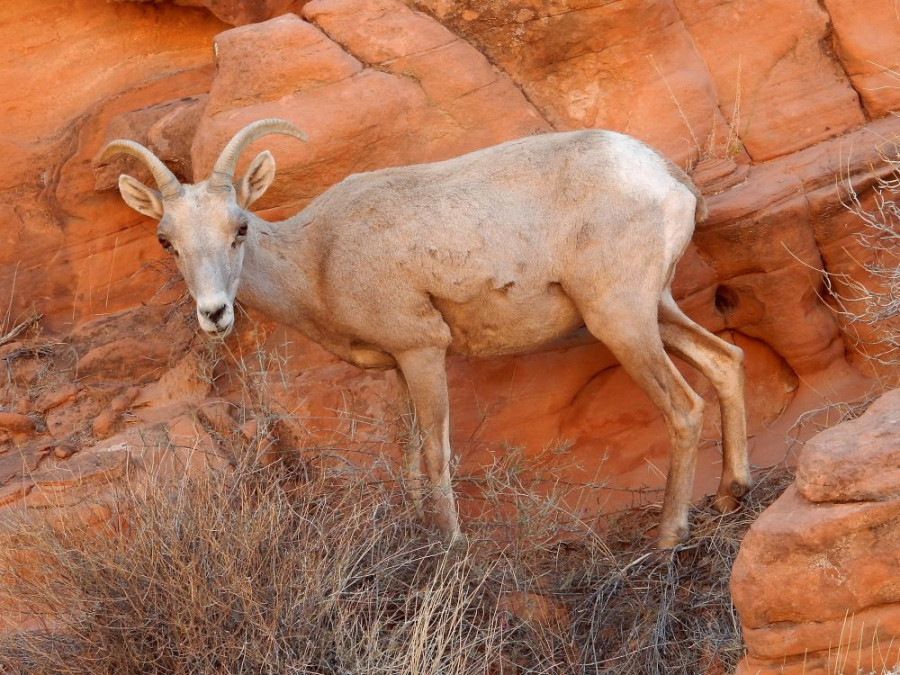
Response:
[445, 530, 468, 554]
[711, 493, 740, 513]
[657, 525, 689, 549]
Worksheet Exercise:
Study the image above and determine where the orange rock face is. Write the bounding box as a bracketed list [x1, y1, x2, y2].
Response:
[0, 0, 898, 649]
[414, 0, 734, 165]
[824, 0, 900, 118]
[673, 0, 865, 161]
[731, 390, 900, 675]
[192, 0, 549, 210]
[0, 0, 227, 333]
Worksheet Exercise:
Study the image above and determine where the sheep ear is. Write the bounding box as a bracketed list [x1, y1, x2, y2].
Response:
[236, 150, 276, 209]
[118, 174, 164, 220]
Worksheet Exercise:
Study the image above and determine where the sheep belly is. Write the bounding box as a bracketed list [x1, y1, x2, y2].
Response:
[432, 283, 583, 357]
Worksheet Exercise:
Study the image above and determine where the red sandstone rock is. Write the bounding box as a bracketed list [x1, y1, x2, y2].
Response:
[0, 0, 225, 334]
[824, 0, 900, 118]
[91, 409, 121, 440]
[0, 481, 31, 508]
[208, 14, 362, 117]
[95, 95, 207, 189]
[674, 0, 865, 161]
[691, 158, 750, 195]
[130, 349, 213, 423]
[414, 0, 732, 166]
[0, 448, 46, 483]
[305, 0, 454, 64]
[807, 157, 900, 385]
[78, 337, 174, 382]
[192, 1, 549, 213]
[44, 394, 102, 439]
[731, 389, 900, 675]
[0, 413, 34, 434]
[32, 446, 132, 489]
[167, 414, 222, 457]
[133, 415, 228, 480]
[697, 116, 900, 377]
[52, 443, 77, 460]
[795, 393, 900, 503]
[33, 384, 79, 414]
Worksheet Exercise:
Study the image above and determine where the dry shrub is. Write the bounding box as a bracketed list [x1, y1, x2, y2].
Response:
[0, 441, 793, 674]
[836, 137, 900, 366]
[0, 458, 505, 675]
[461, 457, 795, 674]
[569, 468, 795, 674]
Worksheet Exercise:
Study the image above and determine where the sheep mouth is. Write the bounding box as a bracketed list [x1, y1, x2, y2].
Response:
[203, 324, 233, 340]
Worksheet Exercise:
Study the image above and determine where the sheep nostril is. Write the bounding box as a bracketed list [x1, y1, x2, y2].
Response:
[204, 305, 228, 324]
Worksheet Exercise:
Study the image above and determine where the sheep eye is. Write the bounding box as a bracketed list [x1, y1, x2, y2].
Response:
[158, 236, 171, 250]
[232, 222, 248, 249]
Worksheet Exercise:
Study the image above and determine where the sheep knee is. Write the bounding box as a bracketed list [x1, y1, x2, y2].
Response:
[669, 391, 704, 445]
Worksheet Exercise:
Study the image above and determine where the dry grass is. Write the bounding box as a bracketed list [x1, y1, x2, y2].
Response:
[0, 429, 794, 675]
[0, 312, 41, 348]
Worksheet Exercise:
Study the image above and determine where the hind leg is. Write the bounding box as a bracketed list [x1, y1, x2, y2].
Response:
[658, 293, 751, 511]
[575, 296, 706, 547]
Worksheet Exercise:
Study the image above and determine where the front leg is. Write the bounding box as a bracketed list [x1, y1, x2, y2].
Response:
[394, 347, 462, 545]
[395, 369, 425, 519]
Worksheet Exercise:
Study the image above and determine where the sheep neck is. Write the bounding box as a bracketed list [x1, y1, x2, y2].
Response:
[236, 212, 318, 328]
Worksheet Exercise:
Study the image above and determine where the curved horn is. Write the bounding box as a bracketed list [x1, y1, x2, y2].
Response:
[100, 140, 182, 200]
[208, 118, 307, 191]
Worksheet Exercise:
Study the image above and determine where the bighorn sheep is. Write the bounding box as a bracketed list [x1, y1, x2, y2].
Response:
[102, 118, 751, 548]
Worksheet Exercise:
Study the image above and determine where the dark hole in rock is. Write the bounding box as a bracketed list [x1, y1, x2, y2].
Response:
[714, 285, 738, 316]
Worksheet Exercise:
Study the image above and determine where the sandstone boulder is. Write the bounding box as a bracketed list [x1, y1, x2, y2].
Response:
[796, 396, 900, 504]
[731, 389, 900, 675]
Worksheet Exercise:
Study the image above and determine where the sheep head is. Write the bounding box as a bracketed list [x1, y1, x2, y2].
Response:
[101, 118, 307, 338]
